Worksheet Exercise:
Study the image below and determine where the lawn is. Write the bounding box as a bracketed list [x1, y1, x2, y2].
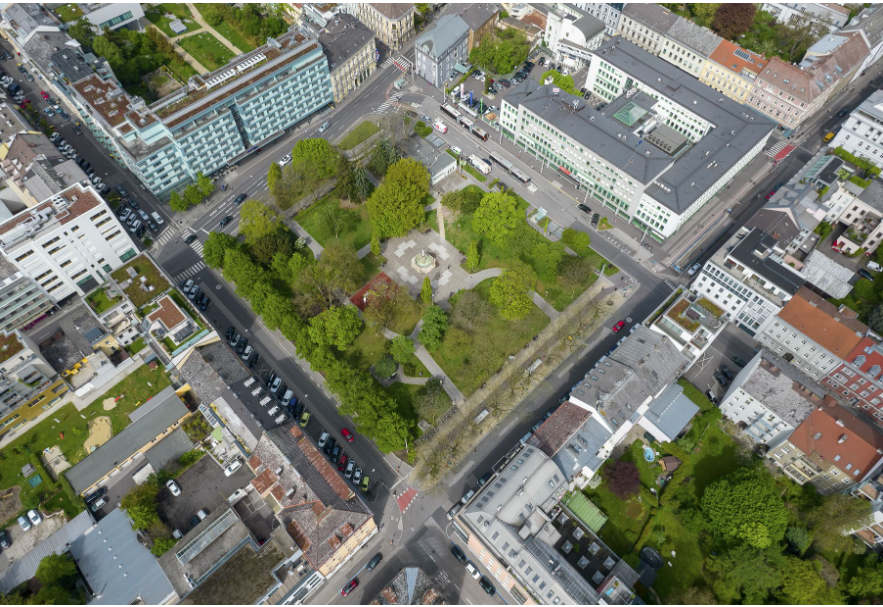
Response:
[296, 196, 373, 250]
[433, 278, 550, 397]
[193, 4, 257, 53]
[166, 59, 199, 83]
[179, 32, 237, 72]
[346, 327, 389, 372]
[111, 256, 171, 308]
[126, 337, 147, 355]
[339, 121, 380, 151]
[85, 287, 121, 314]
[54, 3, 83, 22]
[145, 4, 201, 37]
[387, 294, 423, 336]
[463, 165, 487, 183]
[0, 365, 170, 519]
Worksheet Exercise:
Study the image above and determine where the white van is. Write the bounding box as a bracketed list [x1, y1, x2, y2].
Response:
[269, 405, 280, 416]
[259, 396, 272, 407]
[433, 121, 448, 133]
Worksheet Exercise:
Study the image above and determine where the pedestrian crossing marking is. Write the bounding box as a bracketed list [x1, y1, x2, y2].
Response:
[176, 261, 205, 281]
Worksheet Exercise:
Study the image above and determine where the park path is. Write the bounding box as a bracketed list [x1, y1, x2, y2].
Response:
[530, 291, 560, 320]
[185, 3, 243, 55]
[289, 219, 324, 258]
[463, 267, 502, 289]
[409, 321, 465, 404]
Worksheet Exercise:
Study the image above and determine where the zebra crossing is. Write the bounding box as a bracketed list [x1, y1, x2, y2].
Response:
[765, 141, 788, 157]
[380, 57, 397, 69]
[189, 240, 205, 256]
[154, 229, 178, 247]
[176, 261, 205, 281]
[375, 93, 402, 114]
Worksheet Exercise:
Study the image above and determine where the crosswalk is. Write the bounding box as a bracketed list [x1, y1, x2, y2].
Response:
[154, 229, 177, 247]
[190, 240, 205, 256]
[375, 93, 402, 114]
[176, 261, 205, 282]
[380, 57, 398, 69]
[765, 141, 789, 157]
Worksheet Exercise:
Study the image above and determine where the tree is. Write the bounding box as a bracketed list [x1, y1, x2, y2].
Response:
[120, 482, 161, 530]
[202, 231, 239, 269]
[560, 255, 596, 298]
[712, 3, 757, 39]
[196, 171, 215, 198]
[467, 240, 480, 271]
[35, 553, 78, 588]
[415, 3, 431, 13]
[352, 163, 372, 203]
[452, 290, 493, 331]
[779, 13, 828, 61]
[442, 188, 483, 214]
[367, 158, 430, 238]
[705, 545, 785, 604]
[602, 459, 640, 499]
[391, 335, 416, 364]
[419, 305, 448, 351]
[415, 378, 450, 424]
[370, 232, 381, 256]
[169, 190, 188, 212]
[316, 241, 363, 298]
[183, 184, 203, 208]
[847, 557, 883, 599]
[421, 276, 433, 305]
[785, 526, 810, 554]
[292, 138, 339, 179]
[267, 162, 282, 193]
[250, 228, 296, 266]
[489, 263, 536, 320]
[690, 3, 720, 26]
[473, 192, 522, 244]
[308, 305, 362, 350]
[151, 536, 178, 557]
[807, 492, 872, 552]
[700, 468, 789, 549]
[68, 18, 95, 47]
[541, 70, 579, 95]
[562, 227, 590, 255]
[239, 199, 282, 242]
[374, 356, 397, 379]
[778, 556, 842, 604]
[668, 587, 717, 605]
[526, 241, 564, 281]
[869, 304, 883, 334]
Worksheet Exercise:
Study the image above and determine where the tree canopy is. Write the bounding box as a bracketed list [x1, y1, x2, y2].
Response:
[120, 482, 161, 530]
[308, 305, 362, 351]
[541, 70, 579, 95]
[419, 305, 448, 351]
[292, 138, 339, 179]
[489, 262, 536, 320]
[367, 158, 429, 238]
[473, 191, 522, 244]
[238, 199, 282, 242]
[202, 231, 239, 269]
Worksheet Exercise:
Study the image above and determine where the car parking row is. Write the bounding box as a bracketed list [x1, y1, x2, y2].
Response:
[179, 277, 211, 311]
[318, 428, 370, 494]
[117, 186, 165, 240]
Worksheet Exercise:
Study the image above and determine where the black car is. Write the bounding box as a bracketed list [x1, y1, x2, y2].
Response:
[288, 399, 303, 418]
[732, 356, 748, 368]
[477, 471, 492, 487]
[128, 198, 140, 210]
[860, 268, 875, 281]
[220, 215, 233, 226]
[324, 437, 337, 456]
[136, 224, 146, 239]
[330, 445, 342, 463]
[147, 220, 158, 232]
[578, 204, 591, 214]
[838, 109, 849, 117]
[479, 577, 496, 596]
[714, 371, 728, 388]
[184, 234, 198, 244]
[0, 530, 9, 550]
[234, 193, 247, 205]
[720, 366, 734, 381]
[451, 545, 466, 563]
[236, 337, 248, 354]
[591, 213, 600, 226]
[266, 371, 277, 387]
[366, 553, 383, 571]
[230, 333, 241, 348]
[498, 78, 511, 87]
[225, 326, 235, 340]
[117, 187, 127, 198]
[706, 390, 720, 406]
[198, 297, 211, 311]
[84, 486, 107, 504]
[248, 351, 260, 368]
[189, 515, 200, 528]
[275, 382, 288, 399]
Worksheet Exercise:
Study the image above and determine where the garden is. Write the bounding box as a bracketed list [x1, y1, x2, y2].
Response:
[85, 286, 121, 314]
[296, 196, 373, 250]
[193, 4, 287, 50]
[144, 4, 201, 38]
[110, 255, 171, 308]
[179, 32, 237, 72]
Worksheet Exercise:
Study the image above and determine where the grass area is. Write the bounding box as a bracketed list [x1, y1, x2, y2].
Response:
[382, 383, 423, 427]
[434, 279, 550, 397]
[346, 327, 389, 372]
[0, 365, 170, 518]
[166, 59, 199, 82]
[358, 253, 386, 287]
[339, 121, 380, 151]
[387, 294, 423, 336]
[85, 287, 121, 314]
[401, 353, 429, 378]
[208, 21, 256, 53]
[54, 3, 83, 22]
[179, 32, 237, 72]
[145, 4, 201, 37]
[296, 197, 373, 250]
[463, 165, 487, 182]
[126, 337, 147, 355]
[111, 256, 171, 308]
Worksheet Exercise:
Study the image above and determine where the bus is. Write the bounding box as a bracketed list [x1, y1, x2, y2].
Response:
[459, 117, 474, 130]
[489, 151, 513, 173]
[511, 167, 531, 184]
[471, 126, 489, 142]
[468, 155, 492, 176]
[440, 104, 461, 121]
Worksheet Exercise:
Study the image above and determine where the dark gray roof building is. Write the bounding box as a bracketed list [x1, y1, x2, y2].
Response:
[317, 13, 374, 71]
[639, 383, 700, 442]
[729, 228, 805, 297]
[143, 427, 193, 471]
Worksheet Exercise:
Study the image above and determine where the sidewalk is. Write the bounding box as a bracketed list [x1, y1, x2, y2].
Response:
[530, 291, 560, 320]
[409, 320, 466, 404]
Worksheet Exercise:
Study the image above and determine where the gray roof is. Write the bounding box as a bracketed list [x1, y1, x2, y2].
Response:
[572, 14, 605, 42]
[665, 15, 722, 57]
[735, 350, 822, 426]
[415, 14, 469, 58]
[643, 384, 699, 440]
[66, 386, 189, 493]
[22, 30, 74, 75]
[178, 340, 250, 406]
[800, 250, 855, 299]
[621, 3, 678, 32]
[319, 13, 374, 72]
[858, 179, 883, 213]
[729, 228, 805, 296]
[457, 3, 499, 31]
[143, 427, 194, 472]
[1, 4, 57, 39]
[551, 414, 611, 479]
[843, 4, 883, 49]
[0, 511, 93, 594]
[70, 509, 176, 605]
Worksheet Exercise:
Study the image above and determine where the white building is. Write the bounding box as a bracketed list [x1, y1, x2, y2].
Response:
[831, 89, 883, 161]
[0, 184, 137, 303]
[75, 3, 145, 32]
[720, 350, 822, 445]
[544, 4, 605, 70]
[647, 289, 728, 366]
[841, 4, 883, 74]
[761, 2, 850, 31]
[573, 2, 623, 37]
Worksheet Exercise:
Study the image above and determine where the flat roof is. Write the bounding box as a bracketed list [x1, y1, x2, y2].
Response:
[729, 228, 805, 296]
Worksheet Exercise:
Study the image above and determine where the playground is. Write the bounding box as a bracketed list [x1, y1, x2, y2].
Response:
[84, 416, 112, 453]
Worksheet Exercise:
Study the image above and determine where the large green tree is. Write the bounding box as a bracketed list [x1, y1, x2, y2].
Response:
[203, 231, 239, 269]
[267, 162, 282, 193]
[541, 70, 579, 95]
[367, 158, 430, 238]
[489, 263, 536, 320]
[705, 545, 785, 604]
[473, 192, 522, 244]
[778, 557, 842, 604]
[250, 228, 296, 267]
[238, 199, 282, 242]
[807, 492, 872, 552]
[292, 138, 339, 179]
[414, 378, 449, 424]
[847, 556, 883, 600]
[419, 305, 448, 351]
[35, 553, 78, 588]
[120, 482, 161, 530]
[391, 335, 416, 364]
[196, 171, 215, 198]
[308, 305, 362, 350]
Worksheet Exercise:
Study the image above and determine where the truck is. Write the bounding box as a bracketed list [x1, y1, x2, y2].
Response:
[468, 154, 491, 176]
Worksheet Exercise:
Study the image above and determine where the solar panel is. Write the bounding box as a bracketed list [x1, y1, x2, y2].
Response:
[733, 49, 755, 63]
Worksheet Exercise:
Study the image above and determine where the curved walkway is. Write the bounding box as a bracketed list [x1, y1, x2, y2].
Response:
[463, 267, 502, 289]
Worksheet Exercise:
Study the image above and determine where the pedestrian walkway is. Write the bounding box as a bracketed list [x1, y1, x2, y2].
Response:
[463, 268, 502, 289]
[410, 321, 465, 404]
[154, 228, 178, 247]
[184, 3, 242, 55]
[176, 261, 205, 281]
[374, 92, 403, 115]
[141, 15, 208, 74]
[289, 219, 324, 258]
[530, 291, 560, 320]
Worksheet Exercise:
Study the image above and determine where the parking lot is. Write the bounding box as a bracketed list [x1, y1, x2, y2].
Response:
[684, 324, 760, 402]
[156, 454, 254, 534]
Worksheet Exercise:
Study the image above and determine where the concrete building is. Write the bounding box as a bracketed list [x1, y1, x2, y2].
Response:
[544, 4, 605, 70]
[831, 89, 883, 161]
[0, 255, 52, 334]
[821, 336, 883, 421]
[761, 2, 851, 30]
[701, 39, 767, 104]
[769, 398, 883, 493]
[840, 4, 883, 74]
[574, 2, 623, 37]
[0, 184, 137, 303]
[314, 13, 377, 104]
[720, 350, 824, 445]
[349, 3, 414, 51]
[830, 179, 883, 256]
[69, 30, 332, 199]
[851, 479, 883, 547]
[70, 3, 145, 32]
[757, 286, 867, 381]
[372, 567, 446, 605]
[648, 289, 728, 365]
[0, 3, 60, 49]
[414, 14, 469, 87]
[457, 3, 500, 53]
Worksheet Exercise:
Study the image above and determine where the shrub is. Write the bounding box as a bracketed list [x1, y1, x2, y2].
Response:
[374, 356, 397, 379]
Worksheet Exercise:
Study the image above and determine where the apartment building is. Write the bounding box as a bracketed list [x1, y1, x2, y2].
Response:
[574, 2, 623, 37]
[0, 184, 137, 303]
[769, 398, 883, 493]
[0, 257, 52, 334]
[757, 286, 867, 381]
[720, 350, 823, 445]
[0, 329, 67, 437]
[68, 30, 332, 199]
[831, 89, 883, 160]
[544, 5, 605, 70]
[841, 4, 883, 74]
[762, 2, 851, 30]
[414, 14, 469, 87]
[748, 34, 869, 131]
[349, 3, 414, 51]
[851, 479, 883, 547]
[648, 290, 728, 365]
[458, 3, 499, 53]
[830, 180, 883, 256]
[0, 3, 59, 49]
[616, 4, 676, 55]
[821, 337, 883, 421]
[314, 13, 377, 103]
[701, 40, 767, 104]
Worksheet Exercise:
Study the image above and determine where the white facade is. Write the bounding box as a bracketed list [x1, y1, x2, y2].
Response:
[574, 2, 622, 36]
[544, 5, 605, 69]
[79, 3, 145, 32]
[0, 185, 137, 302]
[831, 90, 883, 161]
[761, 2, 850, 30]
[757, 317, 844, 380]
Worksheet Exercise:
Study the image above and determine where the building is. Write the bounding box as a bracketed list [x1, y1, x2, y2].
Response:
[840, 4, 883, 73]
[720, 350, 824, 445]
[0, 184, 137, 302]
[831, 89, 883, 161]
[757, 286, 867, 381]
[528, 400, 612, 484]
[414, 14, 469, 87]
[648, 290, 728, 365]
[398, 133, 456, 185]
[457, 3, 500, 52]
[747, 34, 869, 131]
[769, 398, 883, 493]
[69, 31, 332, 199]
[851, 479, 883, 546]
[616, 4, 677, 55]
[69, 3, 145, 32]
[544, 4, 605, 70]
[762, 2, 851, 30]
[372, 567, 446, 605]
[0, 3, 60, 49]
[830, 179, 883, 256]
[693, 227, 805, 335]
[0, 255, 53, 334]
[66, 385, 190, 494]
[455, 443, 638, 605]
[0, 329, 67, 438]
[821, 336, 883, 421]
[252, 424, 377, 579]
[143, 294, 195, 351]
[573, 2, 623, 37]
[70, 509, 176, 605]
[349, 3, 414, 51]
[742, 190, 826, 258]
[701, 39, 767, 104]
[799, 250, 855, 300]
[314, 13, 376, 104]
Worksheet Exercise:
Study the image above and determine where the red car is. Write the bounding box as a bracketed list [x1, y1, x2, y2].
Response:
[341, 579, 358, 597]
[612, 320, 625, 333]
[765, 190, 776, 200]
[39, 91, 49, 99]
[337, 454, 349, 472]
[341, 428, 354, 443]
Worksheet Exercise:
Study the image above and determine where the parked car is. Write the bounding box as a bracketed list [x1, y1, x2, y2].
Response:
[578, 204, 590, 214]
[714, 371, 728, 387]
[90, 497, 108, 512]
[612, 320, 625, 333]
[166, 479, 181, 497]
[460, 489, 475, 504]
[225, 326, 235, 341]
[337, 453, 349, 471]
[687, 263, 701, 276]
[477, 471, 492, 487]
[330, 445, 342, 463]
[345, 459, 355, 479]
[465, 562, 481, 580]
[318, 431, 330, 449]
[366, 553, 383, 571]
[17, 516, 30, 532]
[0, 530, 10, 550]
[837, 108, 849, 117]
[720, 366, 734, 381]
[591, 213, 600, 226]
[732, 356, 748, 368]
[451, 545, 466, 563]
[706, 390, 720, 406]
[224, 458, 243, 476]
[450, 145, 462, 156]
[360, 475, 370, 493]
[479, 577, 496, 596]
[352, 467, 363, 486]
[84, 486, 107, 504]
[27, 510, 41, 526]
[341, 579, 358, 597]
[324, 438, 337, 456]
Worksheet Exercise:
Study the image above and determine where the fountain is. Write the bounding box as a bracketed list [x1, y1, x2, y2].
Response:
[411, 249, 436, 274]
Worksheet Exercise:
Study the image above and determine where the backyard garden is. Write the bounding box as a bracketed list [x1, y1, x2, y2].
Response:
[178, 32, 237, 72]
[110, 255, 171, 308]
[144, 4, 201, 38]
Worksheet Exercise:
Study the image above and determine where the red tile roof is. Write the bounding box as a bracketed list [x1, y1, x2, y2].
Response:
[147, 295, 187, 333]
[776, 286, 866, 356]
[708, 39, 766, 77]
[251, 468, 279, 495]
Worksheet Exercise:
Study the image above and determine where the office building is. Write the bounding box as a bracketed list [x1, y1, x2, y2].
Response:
[414, 14, 469, 87]
[68, 3, 145, 32]
[831, 89, 883, 160]
[315, 13, 377, 103]
[69, 30, 333, 199]
[544, 4, 605, 70]
[700, 39, 767, 104]
[349, 3, 414, 51]
[574, 2, 623, 36]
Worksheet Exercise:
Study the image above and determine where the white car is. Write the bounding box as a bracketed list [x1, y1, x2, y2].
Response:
[278, 154, 292, 167]
[27, 510, 42, 526]
[465, 562, 481, 580]
[17, 516, 30, 532]
[166, 479, 181, 497]
[687, 263, 701, 276]
[450, 146, 462, 156]
[318, 121, 330, 133]
[224, 458, 243, 477]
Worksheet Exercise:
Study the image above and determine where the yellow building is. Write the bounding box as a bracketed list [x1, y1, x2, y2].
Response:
[351, 3, 414, 51]
[319, 13, 378, 103]
[700, 39, 766, 103]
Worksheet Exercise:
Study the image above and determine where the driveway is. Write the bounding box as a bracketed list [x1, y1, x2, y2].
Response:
[684, 324, 760, 401]
[0, 512, 66, 564]
[156, 455, 254, 533]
